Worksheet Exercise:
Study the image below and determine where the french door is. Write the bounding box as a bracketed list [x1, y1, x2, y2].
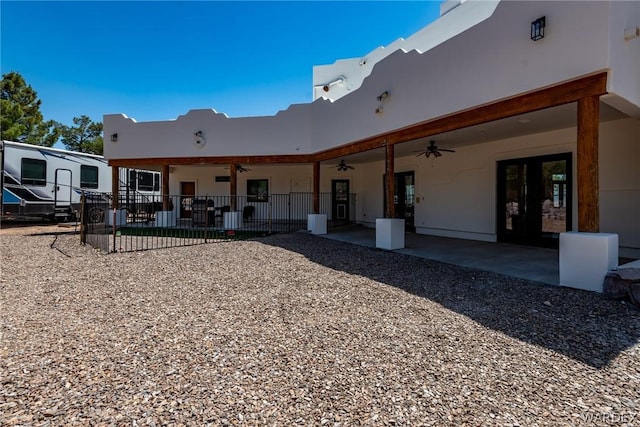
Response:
[331, 179, 350, 226]
[497, 153, 572, 247]
[180, 181, 196, 219]
[383, 171, 415, 232]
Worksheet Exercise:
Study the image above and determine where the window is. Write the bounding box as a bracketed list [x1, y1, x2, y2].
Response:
[247, 179, 269, 202]
[80, 165, 99, 189]
[128, 170, 160, 192]
[137, 171, 155, 191]
[21, 158, 46, 186]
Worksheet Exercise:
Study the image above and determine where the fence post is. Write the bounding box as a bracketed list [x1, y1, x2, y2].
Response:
[268, 197, 273, 234]
[204, 194, 208, 243]
[79, 193, 87, 244]
[112, 209, 117, 252]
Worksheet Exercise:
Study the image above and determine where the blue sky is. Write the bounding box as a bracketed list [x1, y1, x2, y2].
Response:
[1, 1, 441, 126]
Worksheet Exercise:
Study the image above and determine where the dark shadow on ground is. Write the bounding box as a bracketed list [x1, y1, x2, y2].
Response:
[262, 233, 640, 369]
[27, 230, 78, 236]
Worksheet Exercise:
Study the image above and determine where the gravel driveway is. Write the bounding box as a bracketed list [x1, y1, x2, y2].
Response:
[1, 225, 639, 426]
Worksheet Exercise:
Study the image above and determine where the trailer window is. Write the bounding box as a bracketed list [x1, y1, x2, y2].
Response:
[80, 165, 99, 189]
[137, 171, 154, 191]
[21, 158, 46, 186]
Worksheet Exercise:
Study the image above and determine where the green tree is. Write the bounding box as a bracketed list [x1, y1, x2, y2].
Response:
[58, 115, 103, 155]
[0, 71, 58, 146]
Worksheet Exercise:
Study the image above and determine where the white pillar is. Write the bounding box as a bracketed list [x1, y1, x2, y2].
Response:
[155, 211, 176, 228]
[376, 218, 405, 250]
[106, 209, 127, 226]
[224, 211, 243, 230]
[308, 214, 327, 235]
[559, 232, 618, 293]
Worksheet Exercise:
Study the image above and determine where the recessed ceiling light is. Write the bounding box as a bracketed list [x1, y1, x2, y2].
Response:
[518, 118, 531, 124]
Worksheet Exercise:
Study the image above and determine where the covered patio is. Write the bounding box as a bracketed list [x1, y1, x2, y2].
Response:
[321, 224, 639, 286]
[322, 224, 560, 285]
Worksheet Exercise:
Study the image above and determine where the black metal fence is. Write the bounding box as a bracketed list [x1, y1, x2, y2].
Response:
[80, 192, 356, 253]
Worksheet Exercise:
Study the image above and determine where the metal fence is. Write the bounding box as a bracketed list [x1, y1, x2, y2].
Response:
[80, 192, 356, 253]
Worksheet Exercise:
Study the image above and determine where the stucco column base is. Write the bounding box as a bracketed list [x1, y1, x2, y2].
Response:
[559, 232, 618, 293]
[106, 209, 127, 227]
[376, 218, 405, 250]
[224, 211, 242, 230]
[155, 211, 176, 228]
[308, 214, 328, 235]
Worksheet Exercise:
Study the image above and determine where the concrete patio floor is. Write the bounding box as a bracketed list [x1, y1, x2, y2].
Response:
[321, 225, 560, 285]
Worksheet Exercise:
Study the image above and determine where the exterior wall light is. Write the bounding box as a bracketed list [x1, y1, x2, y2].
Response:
[531, 16, 546, 41]
[376, 91, 389, 102]
[624, 26, 640, 41]
[110, 133, 118, 142]
[194, 131, 206, 148]
[375, 107, 384, 115]
[321, 76, 345, 92]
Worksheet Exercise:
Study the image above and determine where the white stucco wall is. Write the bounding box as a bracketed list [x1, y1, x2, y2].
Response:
[168, 164, 315, 196]
[607, 1, 640, 117]
[104, 106, 312, 159]
[309, 0, 614, 152]
[599, 118, 640, 257]
[312, 0, 500, 102]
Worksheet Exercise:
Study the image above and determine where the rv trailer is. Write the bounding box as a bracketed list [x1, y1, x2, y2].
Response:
[1, 140, 162, 222]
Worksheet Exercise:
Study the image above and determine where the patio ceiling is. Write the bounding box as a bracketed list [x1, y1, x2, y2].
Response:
[337, 101, 628, 165]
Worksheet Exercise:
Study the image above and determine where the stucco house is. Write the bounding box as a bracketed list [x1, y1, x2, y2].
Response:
[104, 0, 640, 288]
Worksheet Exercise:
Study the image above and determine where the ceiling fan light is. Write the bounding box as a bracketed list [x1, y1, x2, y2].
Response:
[336, 160, 354, 171]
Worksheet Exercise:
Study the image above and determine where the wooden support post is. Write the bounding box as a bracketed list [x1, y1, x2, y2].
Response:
[385, 143, 395, 218]
[313, 161, 320, 214]
[577, 96, 600, 232]
[230, 163, 237, 211]
[162, 165, 170, 210]
[111, 166, 120, 209]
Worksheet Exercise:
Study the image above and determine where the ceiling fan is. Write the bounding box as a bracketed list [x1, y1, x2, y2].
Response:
[336, 160, 354, 171]
[415, 140, 456, 158]
[225, 164, 251, 173]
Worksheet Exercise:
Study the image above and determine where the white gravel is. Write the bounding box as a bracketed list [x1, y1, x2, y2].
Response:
[1, 224, 639, 426]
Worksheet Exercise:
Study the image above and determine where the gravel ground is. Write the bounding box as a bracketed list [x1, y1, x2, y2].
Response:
[1, 225, 639, 426]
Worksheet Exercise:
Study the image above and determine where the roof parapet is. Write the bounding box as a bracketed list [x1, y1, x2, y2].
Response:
[440, 0, 465, 17]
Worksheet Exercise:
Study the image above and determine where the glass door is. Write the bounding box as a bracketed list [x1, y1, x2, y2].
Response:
[180, 181, 196, 219]
[383, 171, 415, 232]
[497, 153, 571, 247]
[501, 161, 528, 238]
[541, 159, 569, 236]
[331, 179, 350, 226]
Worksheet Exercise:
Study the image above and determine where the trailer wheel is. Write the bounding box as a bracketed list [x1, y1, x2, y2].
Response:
[89, 207, 105, 223]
